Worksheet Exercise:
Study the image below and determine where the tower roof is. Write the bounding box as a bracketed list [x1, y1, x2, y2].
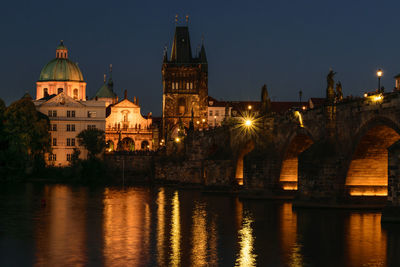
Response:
[170, 26, 193, 63]
[95, 65, 117, 99]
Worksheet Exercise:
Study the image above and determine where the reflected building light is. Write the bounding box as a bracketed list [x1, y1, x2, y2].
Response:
[170, 191, 181, 267]
[191, 203, 207, 266]
[208, 218, 219, 266]
[235, 211, 257, 267]
[157, 188, 166, 266]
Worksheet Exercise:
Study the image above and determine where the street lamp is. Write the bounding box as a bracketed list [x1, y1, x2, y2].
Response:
[377, 69, 383, 91]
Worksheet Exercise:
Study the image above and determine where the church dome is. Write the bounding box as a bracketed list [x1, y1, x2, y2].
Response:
[38, 41, 84, 82]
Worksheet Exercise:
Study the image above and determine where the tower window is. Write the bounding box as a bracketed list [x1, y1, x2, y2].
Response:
[172, 83, 175, 90]
[190, 83, 193, 90]
[186, 82, 190, 89]
[57, 88, 63, 94]
[43, 88, 48, 96]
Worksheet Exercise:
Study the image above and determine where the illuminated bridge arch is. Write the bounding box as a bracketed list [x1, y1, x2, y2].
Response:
[345, 116, 400, 197]
[279, 128, 314, 190]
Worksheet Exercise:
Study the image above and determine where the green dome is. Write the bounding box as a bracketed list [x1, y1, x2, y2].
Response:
[38, 58, 84, 82]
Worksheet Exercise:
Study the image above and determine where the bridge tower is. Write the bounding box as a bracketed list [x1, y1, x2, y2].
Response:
[161, 23, 208, 140]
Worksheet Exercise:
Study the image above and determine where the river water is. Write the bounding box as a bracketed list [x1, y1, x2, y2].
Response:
[0, 184, 399, 267]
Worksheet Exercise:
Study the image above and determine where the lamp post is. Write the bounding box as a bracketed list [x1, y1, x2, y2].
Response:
[377, 69, 383, 91]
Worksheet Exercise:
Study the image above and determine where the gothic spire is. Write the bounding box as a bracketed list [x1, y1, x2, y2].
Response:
[170, 26, 192, 63]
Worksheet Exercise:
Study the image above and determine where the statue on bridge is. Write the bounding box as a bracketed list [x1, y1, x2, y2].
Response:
[336, 81, 343, 101]
[326, 70, 337, 103]
[261, 84, 271, 115]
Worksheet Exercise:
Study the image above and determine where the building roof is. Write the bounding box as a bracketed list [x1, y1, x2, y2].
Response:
[208, 96, 308, 114]
[38, 42, 84, 82]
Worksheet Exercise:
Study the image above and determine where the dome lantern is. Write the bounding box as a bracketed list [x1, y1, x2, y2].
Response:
[56, 40, 68, 59]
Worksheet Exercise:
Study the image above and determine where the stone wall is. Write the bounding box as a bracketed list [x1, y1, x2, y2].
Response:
[104, 153, 153, 183]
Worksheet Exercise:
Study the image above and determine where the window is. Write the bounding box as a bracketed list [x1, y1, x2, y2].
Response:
[87, 111, 96, 118]
[87, 125, 96, 130]
[48, 153, 56, 161]
[186, 82, 190, 89]
[52, 138, 57, 146]
[57, 88, 63, 94]
[67, 110, 76, 118]
[67, 138, 76, 146]
[172, 83, 175, 90]
[67, 154, 72, 161]
[209, 111, 213, 116]
[51, 124, 57, 131]
[48, 110, 57, 117]
[43, 88, 48, 96]
[66, 124, 75, 132]
[215, 110, 219, 116]
[190, 83, 193, 90]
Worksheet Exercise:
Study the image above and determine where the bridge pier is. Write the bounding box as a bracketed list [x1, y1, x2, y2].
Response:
[294, 141, 347, 207]
[382, 140, 400, 223]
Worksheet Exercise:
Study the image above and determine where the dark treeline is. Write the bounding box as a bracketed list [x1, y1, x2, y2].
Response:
[0, 96, 108, 184]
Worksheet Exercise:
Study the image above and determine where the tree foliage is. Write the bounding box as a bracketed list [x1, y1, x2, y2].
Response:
[77, 128, 106, 159]
[1, 97, 51, 177]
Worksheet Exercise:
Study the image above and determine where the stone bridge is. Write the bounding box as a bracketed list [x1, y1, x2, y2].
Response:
[242, 91, 400, 222]
[155, 91, 400, 222]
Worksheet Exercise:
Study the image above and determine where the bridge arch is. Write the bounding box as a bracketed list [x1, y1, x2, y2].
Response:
[345, 116, 400, 196]
[235, 141, 255, 186]
[279, 127, 314, 190]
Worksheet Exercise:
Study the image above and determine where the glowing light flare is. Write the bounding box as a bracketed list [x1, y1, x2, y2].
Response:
[377, 69, 383, 77]
[372, 94, 383, 102]
[175, 137, 180, 143]
[245, 119, 253, 127]
[248, 105, 252, 110]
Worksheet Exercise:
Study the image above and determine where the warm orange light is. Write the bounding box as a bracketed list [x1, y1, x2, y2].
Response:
[282, 185, 298, 191]
[175, 137, 180, 143]
[248, 105, 252, 110]
[245, 119, 252, 127]
[202, 119, 205, 123]
[302, 106, 306, 110]
[196, 121, 200, 124]
[377, 69, 383, 77]
[364, 93, 368, 97]
[372, 94, 383, 102]
[349, 188, 387, 196]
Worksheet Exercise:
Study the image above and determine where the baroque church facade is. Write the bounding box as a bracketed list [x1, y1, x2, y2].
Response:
[161, 25, 208, 139]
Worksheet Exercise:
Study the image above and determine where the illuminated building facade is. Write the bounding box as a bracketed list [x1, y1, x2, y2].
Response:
[105, 93, 154, 151]
[162, 25, 208, 139]
[34, 93, 106, 166]
[36, 41, 86, 101]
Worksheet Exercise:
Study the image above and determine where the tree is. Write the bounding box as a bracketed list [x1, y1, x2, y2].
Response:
[77, 128, 106, 159]
[3, 97, 51, 175]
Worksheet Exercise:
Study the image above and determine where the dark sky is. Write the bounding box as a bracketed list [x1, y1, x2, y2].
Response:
[1, 0, 400, 116]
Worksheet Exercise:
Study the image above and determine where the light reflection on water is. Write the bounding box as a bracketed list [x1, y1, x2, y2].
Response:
[0, 184, 399, 266]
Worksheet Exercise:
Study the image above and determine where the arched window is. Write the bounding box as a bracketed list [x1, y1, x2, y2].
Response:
[190, 83, 193, 90]
[186, 82, 190, 89]
[43, 88, 48, 97]
[57, 88, 63, 94]
[73, 89, 78, 99]
[178, 98, 186, 115]
[172, 82, 175, 90]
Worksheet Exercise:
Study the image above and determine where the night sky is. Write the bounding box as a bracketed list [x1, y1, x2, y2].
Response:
[1, 0, 400, 116]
